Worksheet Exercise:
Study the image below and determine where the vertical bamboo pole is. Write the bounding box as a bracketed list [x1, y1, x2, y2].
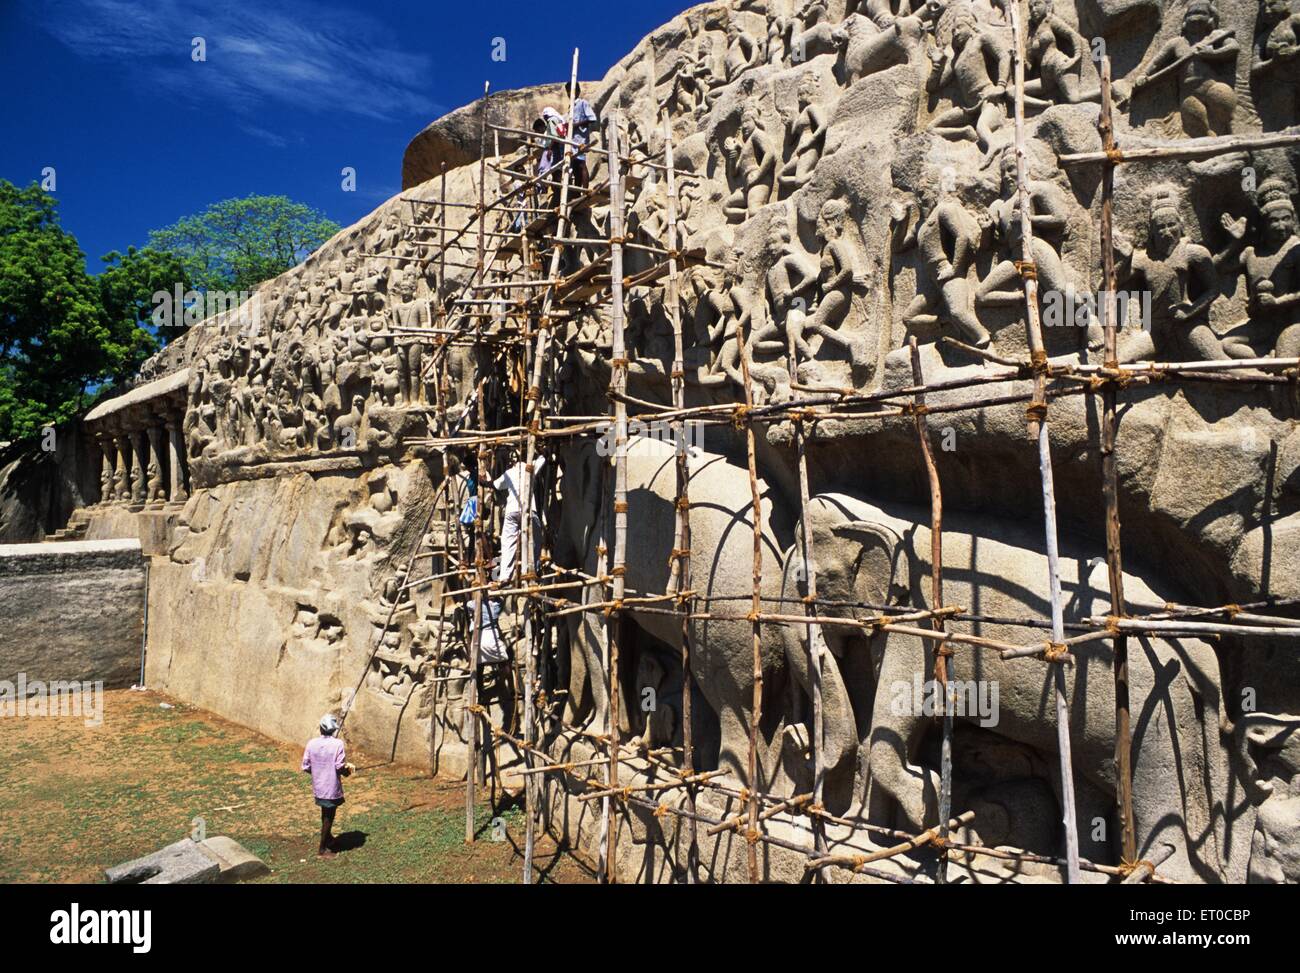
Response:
[788, 350, 829, 882]
[1008, 3, 1081, 883]
[736, 281, 764, 885]
[661, 109, 699, 883]
[440, 161, 448, 308]
[465, 81, 491, 845]
[518, 48, 581, 882]
[1097, 55, 1137, 865]
[601, 110, 629, 885]
[465, 379, 489, 843]
[908, 336, 952, 883]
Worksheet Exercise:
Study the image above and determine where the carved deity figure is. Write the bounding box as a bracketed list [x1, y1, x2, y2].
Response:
[1114, 191, 1226, 362]
[1024, 0, 1102, 105]
[778, 72, 829, 197]
[1216, 180, 1300, 360]
[1128, 0, 1239, 137]
[725, 107, 778, 222]
[900, 186, 991, 347]
[926, 8, 1011, 157]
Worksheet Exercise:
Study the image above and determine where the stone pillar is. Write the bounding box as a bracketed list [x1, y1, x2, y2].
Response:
[114, 431, 132, 504]
[131, 426, 147, 505]
[145, 425, 165, 505]
[166, 414, 187, 502]
[94, 430, 114, 505]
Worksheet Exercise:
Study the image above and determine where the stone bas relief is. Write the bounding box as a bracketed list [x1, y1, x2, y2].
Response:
[76, 0, 1300, 883]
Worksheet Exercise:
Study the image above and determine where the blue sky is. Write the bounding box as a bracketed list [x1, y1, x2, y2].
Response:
[0, 0, 689, 271]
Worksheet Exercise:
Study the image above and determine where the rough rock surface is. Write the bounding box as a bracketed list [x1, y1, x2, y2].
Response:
[0, 538, 144, 687]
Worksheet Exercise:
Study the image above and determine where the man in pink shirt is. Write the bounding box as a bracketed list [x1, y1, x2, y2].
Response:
[302, 714, 353, 858]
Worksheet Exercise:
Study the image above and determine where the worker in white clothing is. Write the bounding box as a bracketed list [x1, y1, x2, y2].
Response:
[493, 451, 546, 584]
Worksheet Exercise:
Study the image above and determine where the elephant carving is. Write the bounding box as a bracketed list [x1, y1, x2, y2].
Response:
[553, 435, 789, 786]
[780, 492, 1257, 884]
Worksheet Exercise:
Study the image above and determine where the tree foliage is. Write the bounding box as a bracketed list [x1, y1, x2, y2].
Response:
[147, 194, 340, 295]
[0, 180, 148, 440]
[0, 185, 339, 442]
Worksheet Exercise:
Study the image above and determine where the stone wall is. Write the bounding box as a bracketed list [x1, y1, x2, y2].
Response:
[0, 539, 144, 687]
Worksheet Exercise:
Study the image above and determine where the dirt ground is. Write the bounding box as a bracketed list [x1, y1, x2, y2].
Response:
[0, 688, 594, 884]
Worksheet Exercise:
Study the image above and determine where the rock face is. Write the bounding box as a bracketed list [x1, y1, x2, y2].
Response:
[402, 82, 596, 189]
[0, 538, 144, 688]
[72, 0, 1300, 882]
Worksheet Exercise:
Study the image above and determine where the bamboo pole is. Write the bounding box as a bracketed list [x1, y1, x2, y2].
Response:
[1059, 126, 1300, 165]
[517, 47, 581, 884]
[736, 271, 765, 885]
[465, 81, 492, 846]
[1009, 2, 1080, 882]
[603, 109, 630, 885]
[907, 336, 953, 883]
[1096, 56, 1138, 866]
[788, 350, 830, 882]
[660, 109, 699, 883]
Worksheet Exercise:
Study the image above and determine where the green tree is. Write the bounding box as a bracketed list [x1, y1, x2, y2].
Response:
[148, 194, 340, 295]
[0, 180, 151, 441]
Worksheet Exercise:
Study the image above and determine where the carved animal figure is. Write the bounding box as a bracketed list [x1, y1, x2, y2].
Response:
[778, 493, 1254, 883]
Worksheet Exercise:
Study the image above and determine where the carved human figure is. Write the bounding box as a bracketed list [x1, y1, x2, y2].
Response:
[339, 253, 363, 318]
[1113, 191, 1227, 362]
[900, 185, 991, 347]
[1128, 0, 1239, 137]
[705, 249, 756, 389]
[1251, 0, 1300, 126]
[724, 17, 760, 80]
[975, 151, 1096, 345]
[1024, 0, 1102, 105]
[804, 200, 872, 375]
[778, 72, 829, 197]
[764, 220, 822, 366]
[925, 8, 1011, 157]
[724, 107, 778, 222]
[389, 271, 429, 405]
[782, 0, 837, 64]
[373, 211, 402, 256]
[1215, 179, 1300, 359]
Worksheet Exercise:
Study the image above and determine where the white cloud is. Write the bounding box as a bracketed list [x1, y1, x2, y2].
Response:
[34, 0, 443, 122]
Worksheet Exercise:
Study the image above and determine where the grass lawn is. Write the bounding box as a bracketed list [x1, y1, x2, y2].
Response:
[0, 689, 593, 884]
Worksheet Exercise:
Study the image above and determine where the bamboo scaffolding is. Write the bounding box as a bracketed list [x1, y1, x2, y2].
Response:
[1010, 2, 1080, 882]
[1059, 125, 1300, 165]
[340, 43, 1300, 887]
[908, 336, 953, 883]
[736, 268, 766, 885]
[1096, 56, 1138, 866]
[788, 355, 830, 882]
[520, 48, 582, 885]
[602, 110, 630, 885]
[660, 109, 700, 883]
[464, 81, 492, 846]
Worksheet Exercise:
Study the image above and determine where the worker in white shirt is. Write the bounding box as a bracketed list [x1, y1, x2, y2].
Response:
[493, 450, 546, 585]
